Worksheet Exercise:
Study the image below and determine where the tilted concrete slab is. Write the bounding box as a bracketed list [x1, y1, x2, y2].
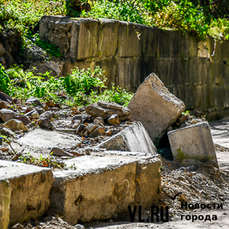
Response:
[128, 73, 185, 142]
[168, 122, 218, 167]
[97, 121, 157, 155]
[0, 160, 53, 226]
[12, 128, 81, 157]
[50, 153, 161, 224]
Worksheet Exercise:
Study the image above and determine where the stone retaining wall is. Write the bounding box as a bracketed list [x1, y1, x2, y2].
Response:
[39, 16, 229, 114]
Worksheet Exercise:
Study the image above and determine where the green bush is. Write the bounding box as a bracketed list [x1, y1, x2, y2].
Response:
[0, 64, 11, 94]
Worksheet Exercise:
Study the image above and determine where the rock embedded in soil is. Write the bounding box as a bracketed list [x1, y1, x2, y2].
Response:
[0, 100, 9, 109]
[108, 114, 119, 126]
[4, 119, 28, 132]
[50, 147, 73, 157]
[0, 108, 18, 122]
[128, 73, 185, 141]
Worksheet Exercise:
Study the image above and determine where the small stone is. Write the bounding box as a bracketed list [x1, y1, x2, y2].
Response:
[70, 150, 85, 157]
[89, 126, 105, 138]
[179, 193, 189, 202]
[97, 101, 123, 111]
[0, 91, 13, 103]
[0, 100, 9, 109]
[86, 124, 99, 134]
[72, 115, 82, 124]
[74, 224, 85, 229]
[75, 124, 86, 133]
[12, 223, 25, 229]
[16, 115, 31, 126]
[26, 223, 33, 229]
[105, 129, 112, 136]
[40, 111, 54, 119]
[38, 118, 53, 130]
[46, 100, 55, 107]
[50, 147, 73, 157]
[25, 109, 40, 119]
[4, 119, 28, 132]
[108, 114, 119, 125]
[1, 127, 15, 136]
[0, 108, 18, 122]
[25, 97, 42, 106]
[0, 145, 9, 152]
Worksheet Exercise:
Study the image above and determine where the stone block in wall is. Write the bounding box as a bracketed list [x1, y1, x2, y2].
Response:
[128, 73, 185, 142]
[117, 21, 142, 57]
[0, 160, 53, 225]
[98, 19, 119, 57]
[198, 39, 211, 58]
[77, 18, 99, 60]
[168, 121, 218, 167]
[117, 57, 142, 91]
[0, 180, 11, 229]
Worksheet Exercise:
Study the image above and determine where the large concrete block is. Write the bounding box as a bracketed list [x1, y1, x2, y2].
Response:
[50, 154, 161, 224]
[168, 121, 218, 167]
[0, 160, 53, 225]
[98, 121, 157, 155]
[0, 160, 53, 224]
[0, 180, 11, 229]
[128, 73, 185, 142]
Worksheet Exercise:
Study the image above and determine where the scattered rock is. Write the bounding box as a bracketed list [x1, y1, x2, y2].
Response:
[25, 109, 40, 119]
[40, 111, 54, 119]
[86, 101, 130, 120]
[97, 101, 123, 111]
[16, 115, 31, 126]
[74, 224, 85, 229]
[98, 121, 157, 155]
[69, 150, 85, 157]
[0, 91, 13, 103]
[86, 124, 99, 134]
[89, 126, 105, 138]
[38, 118, 53, 130]
[168, 121, 218, 167]
[25, 97, 42, 106]
[128, 73, 185, 141]
[93, 116, 104, 125]
[0, 100, 9, 109]
[46, 100, 55, 107]
[105, 129, 112, 136]
[12, 223, 25, 229]
[75, 124, 86, 134]
[72, 115, 82, 124]
[50, 147, 73, 157]
[0, 108, 18, 122]
[108, 114, 119, 126]
[1, 127, 15, 136]
[4, 119, 28, 132]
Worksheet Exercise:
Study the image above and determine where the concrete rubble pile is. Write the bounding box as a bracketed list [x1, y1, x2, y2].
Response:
[0, 91, 161, 227]
[0, 72, 219, 228]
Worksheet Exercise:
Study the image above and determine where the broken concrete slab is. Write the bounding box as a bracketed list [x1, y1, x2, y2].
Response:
[0, 180, 11, 229]
[50, 153, 161, 224]
[12, 128, 81, 158]
[128, 73, 185, 142]
[98, 121, 157, 155]
[168, 121, 218, 167]
[0, 160, 53, 226]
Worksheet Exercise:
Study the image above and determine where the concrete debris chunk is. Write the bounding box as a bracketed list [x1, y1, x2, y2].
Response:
[86, 101, 130, 120]
[98, 121, 157, 155]
[128, 73, 185, 141]
[168, 121, 218, 167]
[0, 160, 53, 226]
